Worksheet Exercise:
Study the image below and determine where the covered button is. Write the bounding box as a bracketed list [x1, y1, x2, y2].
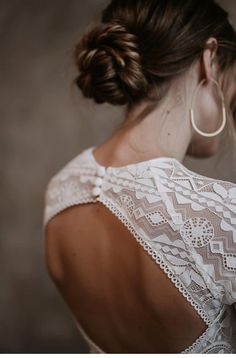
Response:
[97, 166, 106, 177]
[92, 187, 101, 197]
[94, 177, 103, 186]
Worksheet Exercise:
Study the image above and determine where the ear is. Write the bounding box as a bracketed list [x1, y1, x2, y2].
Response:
[201, 37, 218, 81]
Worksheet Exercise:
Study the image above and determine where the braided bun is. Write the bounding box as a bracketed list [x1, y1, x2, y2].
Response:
[74, 22, 148, 105]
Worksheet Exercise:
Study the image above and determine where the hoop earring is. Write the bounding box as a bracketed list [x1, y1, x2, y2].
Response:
[190, 77, 227, 137]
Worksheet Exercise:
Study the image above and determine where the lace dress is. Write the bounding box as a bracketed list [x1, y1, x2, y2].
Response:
[43, 145, 236, 353]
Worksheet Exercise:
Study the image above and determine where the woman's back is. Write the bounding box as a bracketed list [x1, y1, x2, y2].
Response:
[43, 146, 236, 353]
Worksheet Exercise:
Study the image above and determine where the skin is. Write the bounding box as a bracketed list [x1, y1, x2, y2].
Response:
[92, 37, 236, 166]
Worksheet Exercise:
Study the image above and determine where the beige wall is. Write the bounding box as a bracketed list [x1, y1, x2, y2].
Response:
[1, 0, 235, 353]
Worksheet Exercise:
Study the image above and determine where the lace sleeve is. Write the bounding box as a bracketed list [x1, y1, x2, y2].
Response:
[180, 180, 236, 305]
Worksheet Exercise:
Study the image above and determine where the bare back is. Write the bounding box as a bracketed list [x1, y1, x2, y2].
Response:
[45, 201, 206, 353]
[43, 146, 236, 353]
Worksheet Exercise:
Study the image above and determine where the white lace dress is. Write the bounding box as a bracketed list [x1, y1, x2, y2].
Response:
[43, 145, 236, 353]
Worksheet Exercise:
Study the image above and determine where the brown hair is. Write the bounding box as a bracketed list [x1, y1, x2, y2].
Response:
[73, 0, 236, 122]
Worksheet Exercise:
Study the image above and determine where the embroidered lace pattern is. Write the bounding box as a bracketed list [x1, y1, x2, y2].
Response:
[43, 146, 236, 353]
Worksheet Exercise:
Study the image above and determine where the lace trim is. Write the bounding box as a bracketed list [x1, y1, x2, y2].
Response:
[43, 197, 97, 229]
[97, 194, 211, 326]
[181, 305, 235, 354]
[181, 323, 212, 354]
[43, 192, 214, 353]
[68, 284, 210, 354]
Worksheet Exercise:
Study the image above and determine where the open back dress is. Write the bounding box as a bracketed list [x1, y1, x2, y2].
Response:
[43, 145, 236, 353]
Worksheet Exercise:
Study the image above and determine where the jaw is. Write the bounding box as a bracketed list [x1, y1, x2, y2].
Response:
[186, 136, 220, 159]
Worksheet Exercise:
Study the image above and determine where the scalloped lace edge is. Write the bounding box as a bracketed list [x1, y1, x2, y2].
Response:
[97, 195, 213, 353]
[43, 197, 97, 229]
[97, 195, 210, 323]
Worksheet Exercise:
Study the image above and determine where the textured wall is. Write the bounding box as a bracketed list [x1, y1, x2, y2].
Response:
[1, 0, 235, 353]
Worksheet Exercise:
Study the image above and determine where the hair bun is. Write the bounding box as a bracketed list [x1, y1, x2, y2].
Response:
[74, 22, 148, 105]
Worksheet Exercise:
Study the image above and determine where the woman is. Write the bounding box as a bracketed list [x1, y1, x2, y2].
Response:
[43, 0, 236, 353]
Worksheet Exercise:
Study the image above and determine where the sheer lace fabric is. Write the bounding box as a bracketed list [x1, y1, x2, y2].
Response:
[43, 146, 236, 353]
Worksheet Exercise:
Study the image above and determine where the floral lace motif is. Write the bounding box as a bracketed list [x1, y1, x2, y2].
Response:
[180, 217, 215, 248]
[43, 147, 236, 353]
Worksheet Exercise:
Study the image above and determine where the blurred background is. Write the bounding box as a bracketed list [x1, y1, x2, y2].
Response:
[1, 0, 235, 353]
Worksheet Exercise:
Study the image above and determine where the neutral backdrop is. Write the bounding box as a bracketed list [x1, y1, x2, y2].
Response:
[1, 0, 235, 353]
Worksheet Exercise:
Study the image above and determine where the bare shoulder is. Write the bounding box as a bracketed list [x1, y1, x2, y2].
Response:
[44, 206, 76, 284]
[44, 200, 87, 281]
[44, 213, 65, 284]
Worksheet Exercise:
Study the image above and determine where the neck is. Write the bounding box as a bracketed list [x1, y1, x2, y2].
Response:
[93, 73, 198, 168]
[95, 83, 193, 167]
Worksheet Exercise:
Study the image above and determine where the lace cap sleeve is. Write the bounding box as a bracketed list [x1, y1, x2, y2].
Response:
[42, 150, 96, 229]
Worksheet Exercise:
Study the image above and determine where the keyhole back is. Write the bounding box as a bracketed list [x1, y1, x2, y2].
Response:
[45, 201, 207, 353]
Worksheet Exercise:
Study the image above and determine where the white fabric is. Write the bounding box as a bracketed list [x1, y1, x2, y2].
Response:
[43, 145, 236, 353]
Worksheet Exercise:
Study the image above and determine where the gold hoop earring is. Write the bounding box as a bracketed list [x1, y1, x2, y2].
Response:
[190, 77, 227, 137]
